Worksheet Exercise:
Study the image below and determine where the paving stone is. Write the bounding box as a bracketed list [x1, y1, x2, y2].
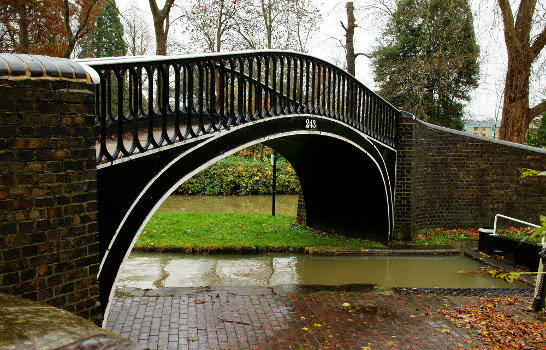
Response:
[105, 286, 538, 349]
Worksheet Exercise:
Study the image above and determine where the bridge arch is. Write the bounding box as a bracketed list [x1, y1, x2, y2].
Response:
[97, 114, 395, 322]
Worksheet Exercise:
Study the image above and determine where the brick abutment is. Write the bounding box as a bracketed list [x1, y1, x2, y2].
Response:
[0, 54, 101, 324]
[393, 116, 546, 239]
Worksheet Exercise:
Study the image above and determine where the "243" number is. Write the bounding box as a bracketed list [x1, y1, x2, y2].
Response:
[305, 119, 317, 129]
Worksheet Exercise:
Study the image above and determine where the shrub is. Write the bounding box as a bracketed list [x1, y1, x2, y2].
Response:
[175, 154, 301, 195]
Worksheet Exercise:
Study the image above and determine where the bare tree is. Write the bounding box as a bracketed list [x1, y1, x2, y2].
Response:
[149, 0, 175, 55]
[340, 2, 372, 76]
[185, 0, 240, 52]
[62, 0, 102, 58]
[289, 0, 320, 52]
[123, 3, 152, 56]
[323, 1, 391, 74]
[497, 0, 546, 143]
[234, 0, 320, 51]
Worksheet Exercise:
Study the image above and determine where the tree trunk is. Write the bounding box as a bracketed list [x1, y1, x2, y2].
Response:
[344, 2, 357, 118]
[154, 24, 168, 55]
[63, 40, 77, 58]
[16, 1, 29, 53]
[496, 0, 546, 144]
[149, 0, 174, 56]
[498, 53, 532, 143]
[345, 2, 356, 76]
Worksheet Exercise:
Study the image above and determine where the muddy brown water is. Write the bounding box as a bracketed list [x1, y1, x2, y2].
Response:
[117, 253, 526, 290]
[127, 195, 525, 290]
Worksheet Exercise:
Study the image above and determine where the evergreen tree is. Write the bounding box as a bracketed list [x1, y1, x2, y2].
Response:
[372, 0, 479, 130]
[525, 114, 546, 148]
[78, 0, 126, 58]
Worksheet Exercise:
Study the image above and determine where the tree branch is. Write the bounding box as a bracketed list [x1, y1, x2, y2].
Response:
[530, 99, 546, 119]
[161, 0, 176, 17]
[497, 0, 518, 52]
[514, 0, 536, 45]
[234, 24, 257, 49]
[148, 0, 159, 17]
[72, 0, 98, 42]
[340, 20, 347, 32]
[355, 52, 372, 59]
[530, 25, 546, 60]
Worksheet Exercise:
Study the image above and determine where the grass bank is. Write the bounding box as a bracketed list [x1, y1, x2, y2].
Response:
[134, 212, 385, 252]
[412, 226, 537, 245]
[134, 212, 539, 253]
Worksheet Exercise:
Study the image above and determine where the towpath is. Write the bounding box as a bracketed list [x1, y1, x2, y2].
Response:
[106, 286, 542, 350]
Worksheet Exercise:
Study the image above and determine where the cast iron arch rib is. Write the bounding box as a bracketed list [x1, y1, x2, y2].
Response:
[95, 115, 394, 322]
[79, 50, 399, 164]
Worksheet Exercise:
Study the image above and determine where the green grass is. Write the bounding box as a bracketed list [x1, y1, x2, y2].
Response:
[495, 226, 539, 242]
[412, 228, 479, 245]
[134, 212, 386, 251]
[411, 226, 540, 245]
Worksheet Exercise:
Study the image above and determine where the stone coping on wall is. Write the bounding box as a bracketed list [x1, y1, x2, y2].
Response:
[415, 118, 546, 155]
[0, 53, 99, 84]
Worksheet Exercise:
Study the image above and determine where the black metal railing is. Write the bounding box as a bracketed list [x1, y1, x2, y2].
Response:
[81, 51, 399, 164]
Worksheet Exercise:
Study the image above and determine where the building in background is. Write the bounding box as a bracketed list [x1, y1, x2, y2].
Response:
[463, 119, 501, 139]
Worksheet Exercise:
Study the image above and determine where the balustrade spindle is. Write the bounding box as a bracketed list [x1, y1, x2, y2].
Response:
[83, 51, 398, 164]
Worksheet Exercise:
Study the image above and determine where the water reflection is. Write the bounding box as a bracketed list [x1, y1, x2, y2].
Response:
[117, 252, 525, 289]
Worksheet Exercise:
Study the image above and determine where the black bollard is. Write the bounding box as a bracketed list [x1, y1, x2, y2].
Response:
[271, 151, 277, 216]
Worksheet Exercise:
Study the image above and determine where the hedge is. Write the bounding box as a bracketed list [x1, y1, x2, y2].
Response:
[175, 155, 301, 195]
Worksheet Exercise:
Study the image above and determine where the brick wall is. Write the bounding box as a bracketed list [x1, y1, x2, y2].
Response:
[0, 55, 101, 323]
[394, 117, 546, 239]
[392, 116, 415, 239]
[296, 191, 306, 223]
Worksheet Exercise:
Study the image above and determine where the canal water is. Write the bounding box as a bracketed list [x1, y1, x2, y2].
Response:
[123, 195, 524, 290]
[117, 252, 525, 289]
[157, 194, 298, 216]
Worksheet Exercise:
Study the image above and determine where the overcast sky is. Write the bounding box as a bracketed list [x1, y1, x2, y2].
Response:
[115, 0, 542, 122]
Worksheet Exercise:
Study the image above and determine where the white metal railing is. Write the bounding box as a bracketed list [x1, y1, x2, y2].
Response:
[492, 213, 540, 236]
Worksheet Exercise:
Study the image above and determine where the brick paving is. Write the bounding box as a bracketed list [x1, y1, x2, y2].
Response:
[105, 286, 535, 350]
